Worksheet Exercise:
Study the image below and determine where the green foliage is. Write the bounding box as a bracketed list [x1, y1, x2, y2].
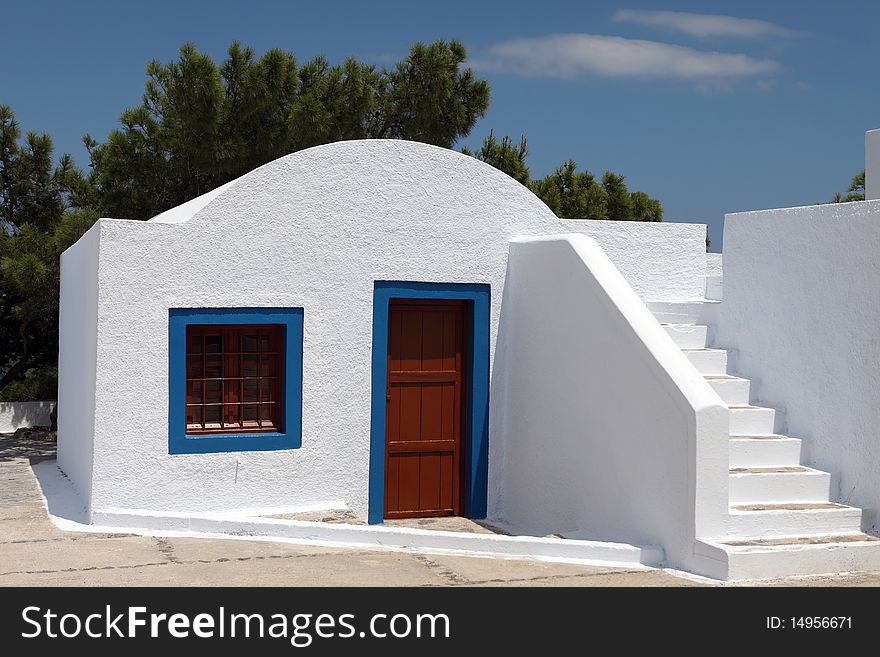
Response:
[461, 130, 530, 185]
[602, 172, 635, 221]
[831, 170, 865, 203]
[0, 105, 97, 398]
[534, 163, 662, 221]
[88, 40, 490, 220]
[630, 191, 664, 223]
[530, 160, 607, 219]
[0, 366, 57, 402]
[464, 132, 663, 221]
[379, 40, 489, 147]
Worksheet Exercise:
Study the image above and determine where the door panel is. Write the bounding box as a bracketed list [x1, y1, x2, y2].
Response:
[384, 300, 465, 519]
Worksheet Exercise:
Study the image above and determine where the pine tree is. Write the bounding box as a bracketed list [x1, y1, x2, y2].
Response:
[0, 105, 96, 399]
[87, 40, 490, 220]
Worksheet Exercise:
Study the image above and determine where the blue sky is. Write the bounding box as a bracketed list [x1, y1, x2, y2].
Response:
[2, 1, 878, 250]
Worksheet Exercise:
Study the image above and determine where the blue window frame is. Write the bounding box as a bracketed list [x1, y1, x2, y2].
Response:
[368, 282, 490, 524]
[168, 308, 303, 455]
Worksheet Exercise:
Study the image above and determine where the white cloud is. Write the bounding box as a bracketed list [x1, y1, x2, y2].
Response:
[470, 34, 780, 80]
[795, 81, 816, 93]
[756, 78, 778, 92]
[611, 10, 800, 39]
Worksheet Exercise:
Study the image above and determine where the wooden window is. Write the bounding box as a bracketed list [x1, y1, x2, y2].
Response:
[185, 324, 283, 434]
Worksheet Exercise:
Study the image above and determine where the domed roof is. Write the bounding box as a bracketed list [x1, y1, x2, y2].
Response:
[149, 139, 557, 228]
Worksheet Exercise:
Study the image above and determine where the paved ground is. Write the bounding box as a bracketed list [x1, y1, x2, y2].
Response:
[4, 434, 880, 587]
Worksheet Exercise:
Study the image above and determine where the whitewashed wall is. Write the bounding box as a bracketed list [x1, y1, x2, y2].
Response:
[717, 200, 880, 531]
[706, 252, 722, 277]
[57, 222, 101, 512]
[59, 140, 709, 520]
[558, 219, 707, 300]
[493, 235, 728, 570]
[866, 129, 880, 201]
[0, 401, 55, 432]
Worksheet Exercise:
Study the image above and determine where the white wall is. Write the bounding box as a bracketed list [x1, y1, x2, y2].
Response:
[57, 222, 101, 513]
[493, 235, 728, 569]
[718, 200, 880, 530]
[558, 219, 707, 301]
[0, 401, 55, 432]
[866, 129, 880, 201]
[706, 252, 722, 277]
[61, 140, 710, 521]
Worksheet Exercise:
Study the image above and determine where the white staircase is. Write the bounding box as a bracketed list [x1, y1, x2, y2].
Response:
[649, 290, 880, 580]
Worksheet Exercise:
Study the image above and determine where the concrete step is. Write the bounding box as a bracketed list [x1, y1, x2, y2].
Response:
[662, 323, 708, 349]
[729, 435, 802, 468]
[697, 534, 880, 580]
[727, 503, 864, 538]
[705, 275, 723, 301]
[683, 348, 727, 375]
[648, 299, 720, 325]
[729, 405, 777, 435]
[728, 466, 831, 504]
[705, 375, 750, 406]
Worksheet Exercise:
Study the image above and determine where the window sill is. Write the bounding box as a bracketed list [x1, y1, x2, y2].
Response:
[169, 431, 298, 455]
[186, 426, 279, 435]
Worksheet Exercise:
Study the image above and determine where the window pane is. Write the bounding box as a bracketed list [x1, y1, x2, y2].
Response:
[223, 379, 239, 406]
[205, 379, 221, 404]
[260, 334, 272, 352]
[205, 355, 222, 378]
[242, 379, 258, 402]
[241, 355, 258, 378]
[186, 355, 203, 378]
[186, 380, 202, 401]
[204, 405, 221, 424]
[242, 404, 258, 421]
[188, 333, 203, 353]
[186, 406, 202, 426]
[204, 335, 222, 353]
[224, 404, 240, 428]
[260, 355, 273, 376]
[260, 404, 273, 421]
[241, 334, 259, 353]
[260, 377, 273, 401]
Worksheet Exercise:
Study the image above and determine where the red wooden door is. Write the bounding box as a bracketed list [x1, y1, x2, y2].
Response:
[384, 300, 465, 519]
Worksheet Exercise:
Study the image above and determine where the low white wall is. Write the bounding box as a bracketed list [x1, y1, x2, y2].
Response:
[866, 129, 880, 201]
[493, 235, 728, 568]
[57, 222, 101, 512]
[0, 401, 55, 432]
[706, 252, 722, 277]
[558, 219, 707, 301]
[718, 200, 880, 530]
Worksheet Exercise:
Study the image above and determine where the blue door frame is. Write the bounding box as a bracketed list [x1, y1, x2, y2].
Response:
[368, 281, 490, 524]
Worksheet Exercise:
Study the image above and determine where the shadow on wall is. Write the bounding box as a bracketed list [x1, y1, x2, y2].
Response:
[487, 270, 512, 528]
[0, 401, 56, 433]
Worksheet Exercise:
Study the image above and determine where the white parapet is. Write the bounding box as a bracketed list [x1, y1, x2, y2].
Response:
[867, 129, 880, 200]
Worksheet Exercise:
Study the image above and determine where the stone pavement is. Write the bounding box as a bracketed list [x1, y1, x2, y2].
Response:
[3, 434, 880, 587]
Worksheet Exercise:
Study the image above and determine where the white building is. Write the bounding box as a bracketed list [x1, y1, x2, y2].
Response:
[56, 137, 880, 580]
